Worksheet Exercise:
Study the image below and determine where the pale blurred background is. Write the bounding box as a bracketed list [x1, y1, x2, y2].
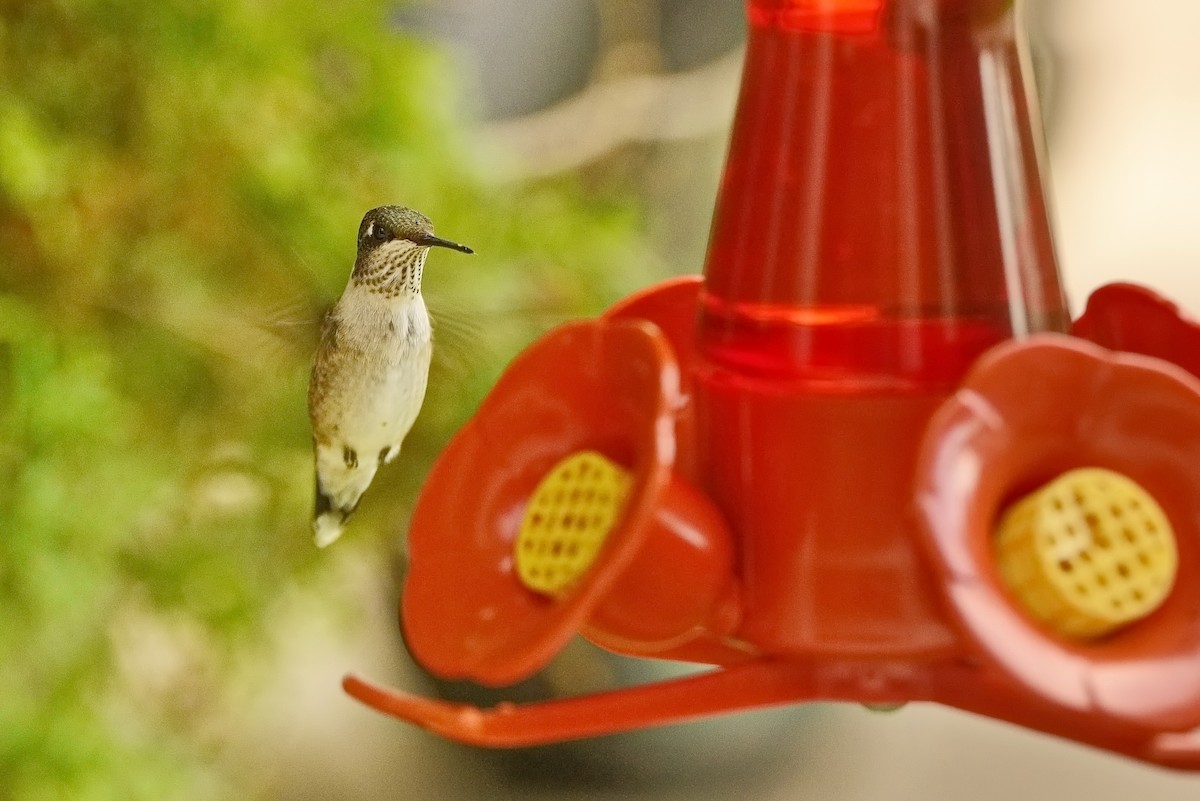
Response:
[3, 0, 1200, 799]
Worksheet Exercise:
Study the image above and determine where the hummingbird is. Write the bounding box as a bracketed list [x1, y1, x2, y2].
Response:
[307, 206, 473, 547]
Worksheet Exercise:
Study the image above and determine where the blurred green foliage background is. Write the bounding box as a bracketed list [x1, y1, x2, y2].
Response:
[0, 1, 663, 797]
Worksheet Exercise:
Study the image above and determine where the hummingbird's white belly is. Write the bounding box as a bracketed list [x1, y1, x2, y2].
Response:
[338, 342, 432, 458]
[332, 291, 434, 461]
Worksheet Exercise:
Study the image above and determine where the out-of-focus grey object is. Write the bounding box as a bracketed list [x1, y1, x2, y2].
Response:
[404, 0, 601, 119]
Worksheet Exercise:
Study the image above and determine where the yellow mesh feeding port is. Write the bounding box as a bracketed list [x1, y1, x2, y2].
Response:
[515, 451, 633, 597]
[995, 468, 1178, 639]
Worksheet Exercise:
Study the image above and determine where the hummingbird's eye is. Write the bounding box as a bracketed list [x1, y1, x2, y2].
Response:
[372, 224, 391, 242]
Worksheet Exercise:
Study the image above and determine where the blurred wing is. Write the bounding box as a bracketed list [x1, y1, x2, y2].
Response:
[426, 297, 490, 382]
[425, 295, 575, 383]
[257, 297, 326, 369]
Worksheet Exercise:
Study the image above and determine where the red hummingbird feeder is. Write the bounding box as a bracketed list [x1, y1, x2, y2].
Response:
[345, 0, 1200, 770]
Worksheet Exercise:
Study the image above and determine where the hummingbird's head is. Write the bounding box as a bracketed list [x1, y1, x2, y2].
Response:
[352, 205, 472, 295]
[356, 206, 473, 257]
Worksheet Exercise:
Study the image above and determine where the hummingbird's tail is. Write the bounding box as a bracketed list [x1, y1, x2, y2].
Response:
[312, 479, 356, 548]
[313, 511, 347, 548]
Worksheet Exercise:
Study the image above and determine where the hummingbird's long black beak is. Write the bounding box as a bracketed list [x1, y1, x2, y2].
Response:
[416, 233, 473, 254]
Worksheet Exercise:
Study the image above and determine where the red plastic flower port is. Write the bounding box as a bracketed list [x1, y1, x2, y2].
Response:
[389, 317, 740, 688]
[916, 334, 1200, 741]
[1074, 282, 1200, 382]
